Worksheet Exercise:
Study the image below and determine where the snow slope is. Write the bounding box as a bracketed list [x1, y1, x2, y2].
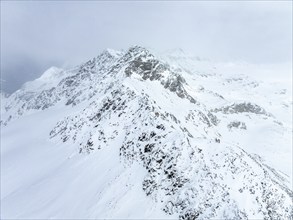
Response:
[1, 46, 292, 219]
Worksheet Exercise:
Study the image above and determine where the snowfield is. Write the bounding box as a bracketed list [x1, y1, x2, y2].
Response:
[1, 46, 292, 219]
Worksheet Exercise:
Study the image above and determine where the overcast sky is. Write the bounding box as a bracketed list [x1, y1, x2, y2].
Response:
[1, 1, 292, 93]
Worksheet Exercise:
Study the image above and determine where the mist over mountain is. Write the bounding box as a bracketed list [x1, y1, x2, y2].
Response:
[1, 1, 292, 94]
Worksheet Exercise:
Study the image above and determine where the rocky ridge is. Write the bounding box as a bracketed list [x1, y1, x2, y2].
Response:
[1, 46, 292, 219]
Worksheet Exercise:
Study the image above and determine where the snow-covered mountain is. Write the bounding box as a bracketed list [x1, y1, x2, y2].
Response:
[1, 46, 292, 219]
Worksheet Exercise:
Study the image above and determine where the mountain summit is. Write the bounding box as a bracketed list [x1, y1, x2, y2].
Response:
[1, 46, 292, 219]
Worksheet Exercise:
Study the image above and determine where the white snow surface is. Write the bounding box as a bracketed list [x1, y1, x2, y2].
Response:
[1, 46, 292, 219]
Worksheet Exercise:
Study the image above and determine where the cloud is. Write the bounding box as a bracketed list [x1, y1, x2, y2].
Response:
[1, 1, 292, 93]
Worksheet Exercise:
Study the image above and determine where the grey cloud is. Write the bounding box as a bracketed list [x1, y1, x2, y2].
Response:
[1, 1, 292, 93]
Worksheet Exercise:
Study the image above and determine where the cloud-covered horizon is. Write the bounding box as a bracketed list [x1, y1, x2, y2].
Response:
[1, 1, 292, 93]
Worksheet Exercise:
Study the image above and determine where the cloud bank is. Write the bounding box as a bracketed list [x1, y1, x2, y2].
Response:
[1, 1, 292, 93]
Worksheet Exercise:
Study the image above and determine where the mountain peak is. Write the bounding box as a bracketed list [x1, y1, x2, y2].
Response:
[38, 66, 63, 80]
[103, 48, 123, 59]
[125, 45, 152, 57]
[128, 45, 149, 52]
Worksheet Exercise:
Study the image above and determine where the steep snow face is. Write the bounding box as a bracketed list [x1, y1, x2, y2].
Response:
[1, 46, 292, 219]
[22, 66, 64, 91]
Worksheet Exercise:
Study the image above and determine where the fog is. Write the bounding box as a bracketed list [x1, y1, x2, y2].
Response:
[1, 1, 292, 93]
